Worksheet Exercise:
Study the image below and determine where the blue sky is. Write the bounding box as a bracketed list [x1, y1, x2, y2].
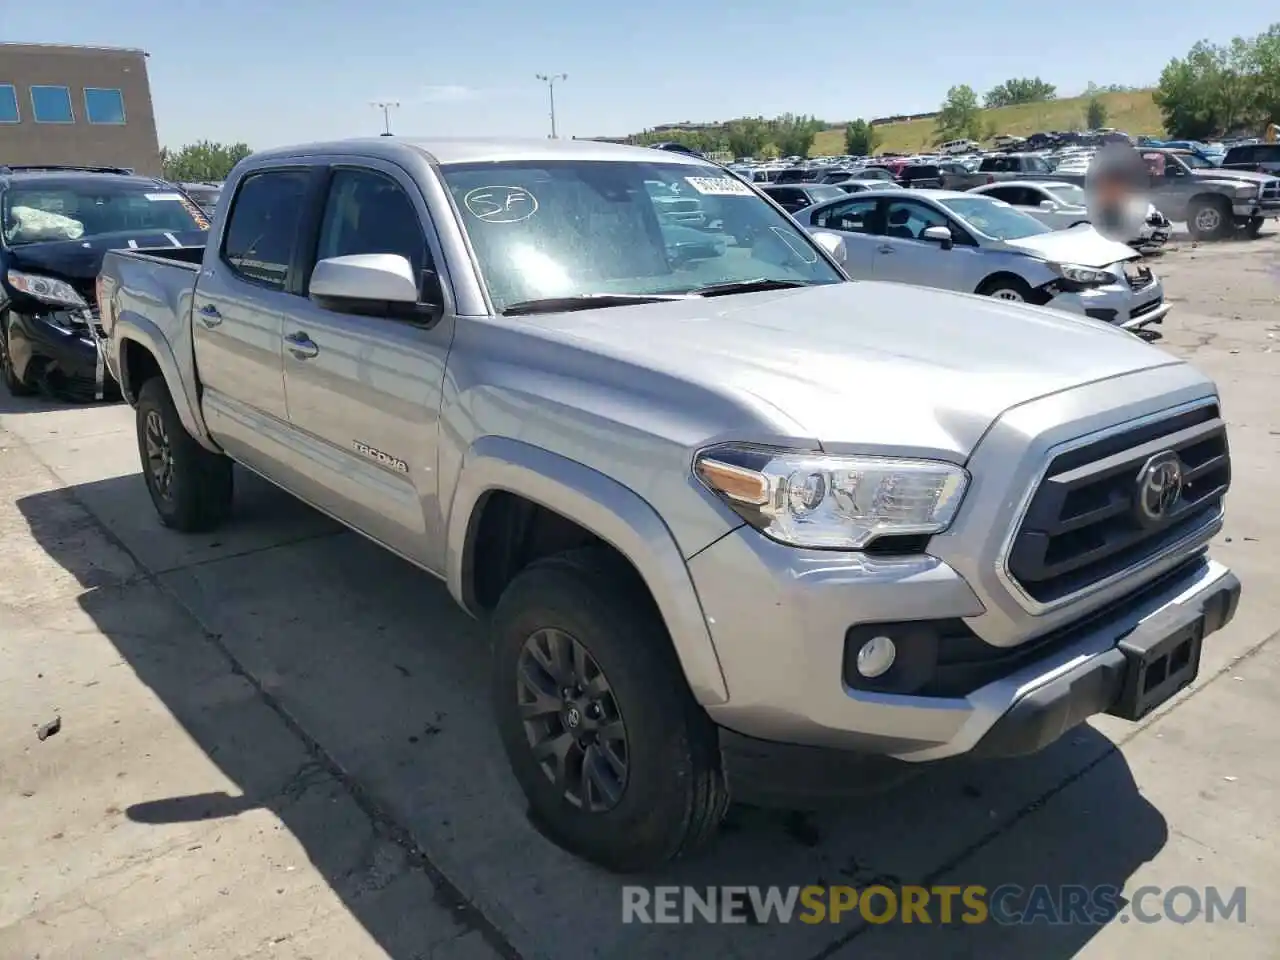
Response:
[8, 2, 1278, 150]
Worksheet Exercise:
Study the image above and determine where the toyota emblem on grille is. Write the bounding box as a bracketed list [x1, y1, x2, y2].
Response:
[1136, 451, 1183, 523]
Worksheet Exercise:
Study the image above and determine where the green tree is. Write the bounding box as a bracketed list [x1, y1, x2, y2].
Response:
[1154, 25, 1280, 139]
[769, 113, 826, 158]
[844, 119, 878, 155]
[935, 85, 984, 142]
[984, 77, 1057, 108]
[725, 118, 769, 159]
[1086, 96, 1109, 129]
[161, 141, 252, 182]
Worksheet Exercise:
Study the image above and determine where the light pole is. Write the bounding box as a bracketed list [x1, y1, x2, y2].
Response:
[370, 100, 400, 136]
[535, 73, 567, 139]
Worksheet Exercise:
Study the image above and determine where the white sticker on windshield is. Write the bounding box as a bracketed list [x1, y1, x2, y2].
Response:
[145, 192, 183, 201]
[684, 176, 753, 197]
[463, 186, 538, 223]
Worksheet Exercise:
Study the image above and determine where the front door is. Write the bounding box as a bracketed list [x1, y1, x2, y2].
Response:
[871, 197, 965, 290]
[281, 162, 454, 571]
[192, 167, 315, 470]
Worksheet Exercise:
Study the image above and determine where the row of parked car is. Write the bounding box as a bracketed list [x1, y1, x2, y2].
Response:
[735, 145, 1280, 241]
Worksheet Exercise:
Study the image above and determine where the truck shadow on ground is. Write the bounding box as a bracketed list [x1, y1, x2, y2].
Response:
[18, 469, 1170, 960]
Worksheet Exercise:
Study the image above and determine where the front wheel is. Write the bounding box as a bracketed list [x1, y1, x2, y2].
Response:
[135, 377, 233, 532]
[1187, 198, 1232, 240]
[0, 317, 37, 397]
[978, 275, 1036, 303]
[491, 547, 729, 873]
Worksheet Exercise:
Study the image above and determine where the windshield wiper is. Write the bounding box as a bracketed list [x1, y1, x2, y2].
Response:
[689, 278, 812, 297]
[501, 293, 692, 316]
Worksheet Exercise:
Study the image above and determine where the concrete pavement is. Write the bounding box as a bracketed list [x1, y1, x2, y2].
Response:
[2, 228, 1278, 959]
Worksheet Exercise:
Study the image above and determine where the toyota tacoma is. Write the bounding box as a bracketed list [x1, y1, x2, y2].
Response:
[97, 137, 1239, 872]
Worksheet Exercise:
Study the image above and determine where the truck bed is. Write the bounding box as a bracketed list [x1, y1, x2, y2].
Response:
[97, 246, 208, 392]
[118, 245, 206, 269]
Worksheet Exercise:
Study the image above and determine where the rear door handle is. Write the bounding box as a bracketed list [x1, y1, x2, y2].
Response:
[197, 303, 222, 327]
[284, 331, 319, 360]
[877, 244, 895, 254]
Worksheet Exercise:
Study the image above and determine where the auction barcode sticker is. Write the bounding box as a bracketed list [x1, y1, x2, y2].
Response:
[684, 177, 753, 197]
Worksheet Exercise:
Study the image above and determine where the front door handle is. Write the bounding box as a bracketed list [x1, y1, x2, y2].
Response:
[877, 244, 895, 254]
[197, 303, 222, 327]
[283, 331, 319, 360]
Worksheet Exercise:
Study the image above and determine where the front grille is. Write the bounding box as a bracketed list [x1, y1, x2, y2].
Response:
[1261, 180, 1280, 202]
[1006, 404, 1230, 605]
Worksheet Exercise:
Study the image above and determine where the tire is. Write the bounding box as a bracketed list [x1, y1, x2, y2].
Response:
[135, 377, 233, 532]
[1187, 197, 1232, 240]
[1242, 216, 1264, 239]
[1, 316, 38, 397]
[977, 275, 1036, 303]
[491, 546, 729, 873]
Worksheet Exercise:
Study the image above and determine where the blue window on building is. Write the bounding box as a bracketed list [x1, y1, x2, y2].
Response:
[84, 87, 126, 124]
[0, 84, 19, 123]
[31, 85, 75, 123]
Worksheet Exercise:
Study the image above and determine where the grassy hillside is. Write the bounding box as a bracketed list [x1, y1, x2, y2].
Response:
[810, 90, 1164, 156]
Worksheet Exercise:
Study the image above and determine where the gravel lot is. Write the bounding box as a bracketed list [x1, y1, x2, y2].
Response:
[3, 227, 1278, 960]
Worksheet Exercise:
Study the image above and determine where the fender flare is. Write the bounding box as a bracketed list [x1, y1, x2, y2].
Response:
[113, 312, 220, 453]
[445, 435, 730, 705]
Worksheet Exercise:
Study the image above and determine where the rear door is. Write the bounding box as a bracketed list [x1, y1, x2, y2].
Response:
[192, 167, 319, 468]
[807, 195, 882, 276]
[280, 160, 455, 570]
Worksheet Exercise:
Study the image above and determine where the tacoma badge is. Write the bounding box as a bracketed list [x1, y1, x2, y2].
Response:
[353, 441, 409, 473]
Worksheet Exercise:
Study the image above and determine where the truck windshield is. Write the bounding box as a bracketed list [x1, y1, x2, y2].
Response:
[439, 160, 844, 313]
[2, 179, 207, 246]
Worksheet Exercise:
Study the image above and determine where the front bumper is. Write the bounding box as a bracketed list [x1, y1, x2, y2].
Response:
[6, 307, 116, 400]
[1044, 273, 1170, 331]
[692, 512, 1237, 764]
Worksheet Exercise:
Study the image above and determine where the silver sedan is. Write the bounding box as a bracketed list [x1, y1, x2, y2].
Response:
[798, 189, 1170, 331]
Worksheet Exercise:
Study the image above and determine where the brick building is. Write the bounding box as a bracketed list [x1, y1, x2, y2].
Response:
[0, 42, 163, 176]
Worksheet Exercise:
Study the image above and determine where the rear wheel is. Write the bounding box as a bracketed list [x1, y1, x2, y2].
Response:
[491, 547, 729, 873]
[135, 377, 233, 532]
[1, 316, 37, 397]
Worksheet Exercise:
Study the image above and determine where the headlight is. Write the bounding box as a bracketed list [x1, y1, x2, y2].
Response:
[1047, 262, 1117, 286]
[6, 270, 88, 309]
[694, 443, 968, 549]
[1233, 184, 1261, 197]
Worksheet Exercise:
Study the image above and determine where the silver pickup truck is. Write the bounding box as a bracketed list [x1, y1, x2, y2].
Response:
[97, 137, 1240, 873]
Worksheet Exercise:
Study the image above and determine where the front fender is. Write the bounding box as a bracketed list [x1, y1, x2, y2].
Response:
[112, 311, 219, 453]
[446, 435, 730, 705]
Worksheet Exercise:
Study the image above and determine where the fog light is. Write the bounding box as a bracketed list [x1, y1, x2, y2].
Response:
[856, 635, 896, 678]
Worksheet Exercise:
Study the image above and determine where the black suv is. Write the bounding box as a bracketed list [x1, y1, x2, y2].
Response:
[0, 165, 209, 399]
[1222, 143, 1280, 175]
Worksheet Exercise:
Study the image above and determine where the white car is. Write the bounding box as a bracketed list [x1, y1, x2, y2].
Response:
[968, 180, 1171, 252]
[796, 188, 1170, 332]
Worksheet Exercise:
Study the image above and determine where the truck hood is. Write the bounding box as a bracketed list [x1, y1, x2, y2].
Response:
[1193, 168, 1276, 185]
[515, 281, 1178, 460]
[1000, 226, 1138, 267]
[5, 230, 206, 300]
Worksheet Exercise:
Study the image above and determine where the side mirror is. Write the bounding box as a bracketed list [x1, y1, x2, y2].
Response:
[810, 230, 848, 265]
[1039, 199, 1057, 210]
[921, 225, 954, 250]
[309, 254, 420, 308]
